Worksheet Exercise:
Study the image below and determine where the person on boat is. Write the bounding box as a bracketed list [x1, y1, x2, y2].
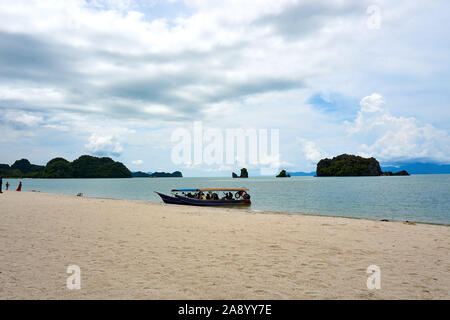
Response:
[206, 193, 211, 200]
[201, 193, 206, 200]
[212, 193, 218, 200]
[16, 181, 22, 191]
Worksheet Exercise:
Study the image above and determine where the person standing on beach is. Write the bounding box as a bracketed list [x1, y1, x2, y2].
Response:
[5, 181, 9, 190]
[16, 181, 22, 192]
[0, 175, 3, 193]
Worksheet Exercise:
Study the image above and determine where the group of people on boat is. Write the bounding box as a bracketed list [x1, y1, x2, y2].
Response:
[156, 188, 251, 206]
[182, 191, 221, 200]
[180, 190, 250, 201]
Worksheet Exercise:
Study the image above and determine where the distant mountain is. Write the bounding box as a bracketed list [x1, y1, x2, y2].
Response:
[131, 171, 151, 177]
[11, 159, 44, 174]
[42, 158, 74, 178]
[1, 159, 44, 178]
[287, 171, 316, 176]
[71, 155, 131, 178]
[382, 162, 450, 174]
[0, 155, 132, 178]
[150, 171, 182, 178]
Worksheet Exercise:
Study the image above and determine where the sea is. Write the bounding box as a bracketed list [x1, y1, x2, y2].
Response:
[4, 175, 450, 225]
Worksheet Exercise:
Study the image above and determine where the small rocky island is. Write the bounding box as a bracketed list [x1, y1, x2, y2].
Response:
[381, 170, 410, 176]
[276, 170, 291, 178]
[232, 168, 248, 178]
[316, 154, 410, 177]
[149, 171, 183, 178]
[131, 171, 151, 177]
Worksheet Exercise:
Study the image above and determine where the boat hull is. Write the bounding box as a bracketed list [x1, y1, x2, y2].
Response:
[174, 195, 251, 206]
[155, 192, 184, 205]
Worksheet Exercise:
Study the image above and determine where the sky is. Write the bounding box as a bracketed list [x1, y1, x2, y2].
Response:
[0, 0, 449, 176]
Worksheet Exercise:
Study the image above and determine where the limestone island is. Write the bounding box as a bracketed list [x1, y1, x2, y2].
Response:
[149, 171, 183, 178]
[0, 156, 131, 178]
[232, 168, 248, 178]
[276, 169, 291, 178]
[316, 154, 410, 177]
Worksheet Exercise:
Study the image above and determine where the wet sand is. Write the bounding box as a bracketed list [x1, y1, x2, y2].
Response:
[0, 190, 448, 299]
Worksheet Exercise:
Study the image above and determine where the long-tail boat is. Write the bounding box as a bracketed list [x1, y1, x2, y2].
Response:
[155, 188, 251, 206]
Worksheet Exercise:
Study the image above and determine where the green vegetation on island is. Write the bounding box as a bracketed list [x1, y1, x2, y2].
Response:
[131, 171, 152, 177]
[0, 155, 132, 178]
[0, 159, 44, 178]
[42, 158, 74, 178]
[381, 170, 410, 176]
[149, 171, 182, 178]
[316, 154, 409, 177]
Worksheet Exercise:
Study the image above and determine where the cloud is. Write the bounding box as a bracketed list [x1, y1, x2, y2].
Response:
[1, 110, 43, 128]
[297, 138, 324, 163]
[84, 133, 124, 157]
[131, 159, 143, 165]
[347, 93, 450, 163]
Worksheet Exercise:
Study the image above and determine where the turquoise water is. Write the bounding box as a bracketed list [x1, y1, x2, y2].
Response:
[3, 175, 450, 224]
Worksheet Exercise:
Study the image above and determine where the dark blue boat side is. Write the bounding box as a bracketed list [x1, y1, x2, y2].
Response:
[154, 192, 183, 205]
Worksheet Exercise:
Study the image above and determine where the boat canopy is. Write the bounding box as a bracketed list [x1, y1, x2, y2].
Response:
[197, 188, 248, 192]
[171, 188, 249, 192]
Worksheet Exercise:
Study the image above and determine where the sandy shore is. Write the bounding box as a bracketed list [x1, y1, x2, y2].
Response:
[0, 190, 448, 299]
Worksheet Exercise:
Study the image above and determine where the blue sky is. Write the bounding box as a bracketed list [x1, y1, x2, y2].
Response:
[0, 0, 449, 176]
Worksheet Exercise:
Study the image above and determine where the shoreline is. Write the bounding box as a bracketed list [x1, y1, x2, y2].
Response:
[23, 190, 450, 227]
[1, 190, 449, 299]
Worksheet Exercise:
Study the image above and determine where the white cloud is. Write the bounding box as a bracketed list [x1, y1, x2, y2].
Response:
[2, 110, 43, 127]
[347, 94, 450, 162]
[84, 133, 124, 157]
[297, 138, 324, 163]
[131, 159, 143, 165]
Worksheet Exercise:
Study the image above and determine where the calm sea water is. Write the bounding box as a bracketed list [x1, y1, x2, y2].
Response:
[4, 175, 450, 224]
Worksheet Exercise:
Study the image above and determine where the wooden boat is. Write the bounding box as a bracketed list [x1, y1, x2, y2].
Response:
[155, 188, 251, 206]
[154, 191, 183, 205]
[154, 189, 197, 205]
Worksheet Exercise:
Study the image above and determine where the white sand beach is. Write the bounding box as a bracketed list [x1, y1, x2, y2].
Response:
[0, 190, 448, 299]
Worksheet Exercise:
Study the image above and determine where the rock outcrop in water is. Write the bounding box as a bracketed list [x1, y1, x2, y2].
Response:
[381, 170, 410, 176]
[232, 168, 248, 178]
[316, 154, 409, 177]
[276, 170, 291, 178]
